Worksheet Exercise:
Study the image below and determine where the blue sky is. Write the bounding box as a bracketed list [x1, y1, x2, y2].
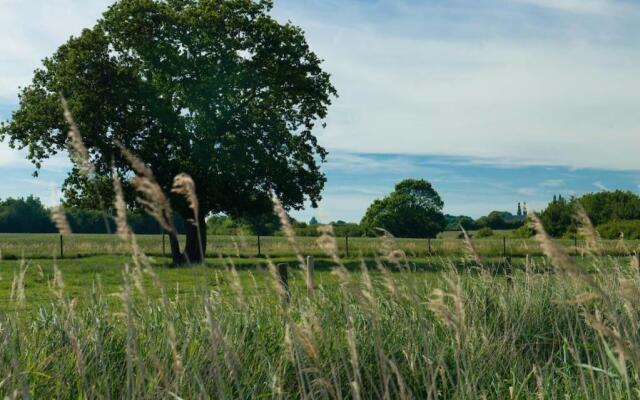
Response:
[1, 0, 639, 222]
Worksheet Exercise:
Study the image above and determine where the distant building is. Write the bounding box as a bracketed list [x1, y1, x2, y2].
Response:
[515, 202, 527, 221]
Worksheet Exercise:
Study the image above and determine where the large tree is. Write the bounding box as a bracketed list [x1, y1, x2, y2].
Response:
[360, 179, 446, 238]
[0, 0, 336, 264]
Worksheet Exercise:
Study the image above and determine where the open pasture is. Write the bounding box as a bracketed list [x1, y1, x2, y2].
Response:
[1, 232, 638, 260]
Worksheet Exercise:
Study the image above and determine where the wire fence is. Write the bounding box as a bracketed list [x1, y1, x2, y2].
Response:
[0, 233, 638, 260]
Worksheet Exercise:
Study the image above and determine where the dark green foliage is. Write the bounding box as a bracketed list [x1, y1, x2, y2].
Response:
[361, 179, 446, 238]
[0, 196, 183, 234]
[579, 190, 640, 225]
[539, 195, 575, 237]
[445, 215, 476, 231]
[293, 221, 363, 237]
[0, 0, 336, 262]
[0, 196, 55, 233]
[475, 211, 523, 230]
[511, 224, 535, 238]
[597, 220, 640, 240]
[475, 227, 493, 238]
[206, 213, 280, 236]
[537, 191, 640, 238]
[309, 216, 319, 225]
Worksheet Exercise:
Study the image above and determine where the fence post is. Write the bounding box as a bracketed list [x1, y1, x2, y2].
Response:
[60, 234, 64, 259]
[574, 235, 578, 256]
[162, 232, 166, 256]
[306, 256, 314, 298]
[277, 263, 290, 301]
[428, 238, 432, 255]
[345, 235, 350, 258]
[257, 235, 261, 256]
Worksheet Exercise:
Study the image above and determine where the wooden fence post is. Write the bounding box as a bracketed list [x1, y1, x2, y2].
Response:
[345, 235, 350, 258]
[574, 235, 578, 256]
[306, 256, 314, 298]
[60, 234, 64, 259]
[162, 232, 166, 256]
[428, 238, 432, 255]
[277, 263, 290, 301]
[257, 235, 261, 256]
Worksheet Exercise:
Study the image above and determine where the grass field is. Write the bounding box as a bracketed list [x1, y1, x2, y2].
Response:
[1, 232, 638, 260]
[1, 230, 640, 398]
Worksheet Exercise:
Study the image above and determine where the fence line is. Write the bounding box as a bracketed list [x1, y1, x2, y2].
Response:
[0, 233, 638, 260]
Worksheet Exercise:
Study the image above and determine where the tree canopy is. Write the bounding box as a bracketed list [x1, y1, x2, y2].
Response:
[360, 179, 446, 238]
[0, 0, 337, 263]
[537, 191, 640, 238]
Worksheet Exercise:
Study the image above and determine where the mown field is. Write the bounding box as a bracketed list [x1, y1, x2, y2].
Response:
[1, 230, 640, 398]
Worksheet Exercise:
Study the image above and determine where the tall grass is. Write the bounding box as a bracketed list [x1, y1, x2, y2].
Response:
[1, 244, 640, 398]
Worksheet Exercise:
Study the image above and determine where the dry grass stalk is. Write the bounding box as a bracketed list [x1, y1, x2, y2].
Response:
[317, 224, 345, 270]
[51, 205, 72, 235]
[528, 212, 577, 276]
[459, 224, 483, 268]
[171, 173, 199, 222]
[116, 142, 175, 233]
[375, 229, 410, 270]
[267, 258, 289, 301]
[116, 141, 153, 179]
[574, 203, 602, 255]
[272, 195, 305, 268]
[113, 173, 132, 242]
[113, 172, 149, 293]
[132, 177, 175, 234]
[61, 96, 94, 176]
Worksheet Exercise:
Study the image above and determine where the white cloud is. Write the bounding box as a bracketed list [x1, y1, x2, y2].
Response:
[0, 0, 112, 101]
[593, 181, 609, 190]
[512, 0, 622, 15]
[540, 179, 564, 187]
[2, 0, 640, 176]
[275, 3, 640, 171]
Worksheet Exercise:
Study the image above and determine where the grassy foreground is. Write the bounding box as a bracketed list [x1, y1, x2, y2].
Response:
[1, 240, 640, 398]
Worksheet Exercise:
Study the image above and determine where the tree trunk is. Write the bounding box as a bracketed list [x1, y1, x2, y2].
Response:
[168, 215, 206, 266]
[168, 231, 185, 265]
[183, 215, 207, 264]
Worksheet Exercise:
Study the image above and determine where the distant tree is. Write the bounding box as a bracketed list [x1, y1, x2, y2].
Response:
[0, 196, 54, 233]
[360, 179, 446, 238]
[579, 190, 640, 225]
[0, 0, 336, 264]
[206, 213, 279, 236]
[475, 211, 523, 230]
[539, 195, 575, 237]
[309, 216, 319, 225]
[446, 215, 476, 231]
[537, 190, 640, 237]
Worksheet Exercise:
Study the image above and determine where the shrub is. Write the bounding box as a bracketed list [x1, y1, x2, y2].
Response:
[512, 225, 535, 238]
[475, 227, 494, 238]
[597, 219, 640, 240]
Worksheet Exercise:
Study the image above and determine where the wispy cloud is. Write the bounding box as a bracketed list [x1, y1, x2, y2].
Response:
[593, 181, 609, 191]
[540, 179, 564, 187]
[512, 0, 623, 15]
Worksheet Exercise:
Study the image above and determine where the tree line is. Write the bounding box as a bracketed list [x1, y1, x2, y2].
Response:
[0, 196, 185, 234]
[6, 184, 639, 239]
